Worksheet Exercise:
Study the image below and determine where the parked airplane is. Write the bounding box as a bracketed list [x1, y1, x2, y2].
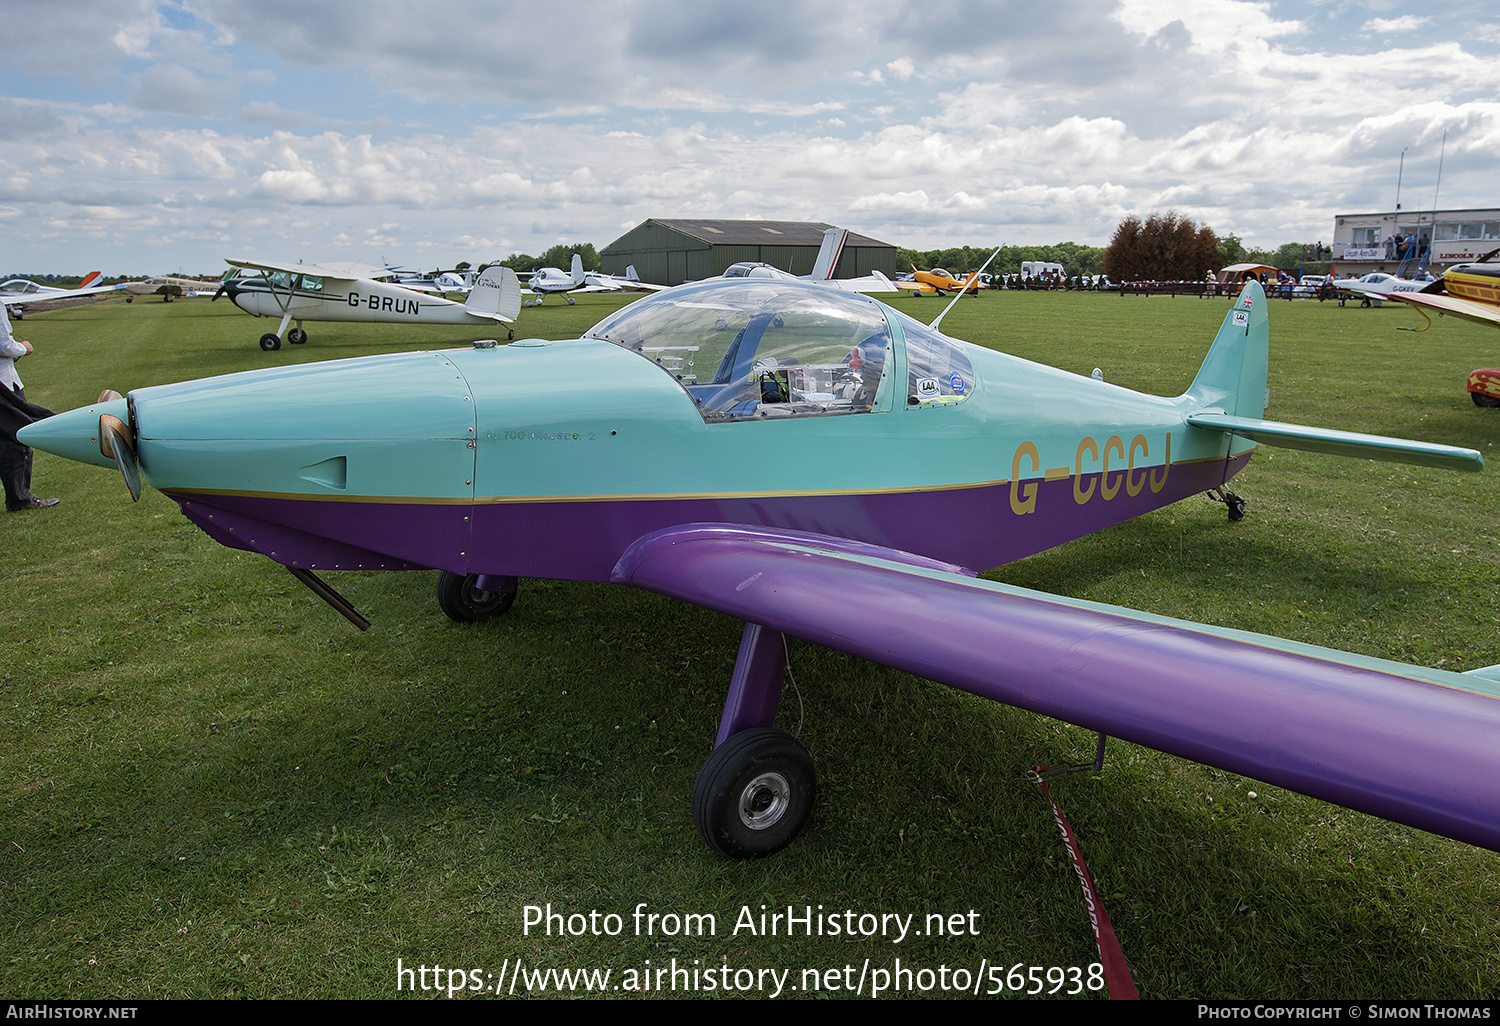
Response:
[893, 264, 987, 297]
[520, 255, 671, 305]
[1382, 251, 1500, 406]
[583, 266, 670, 294]
[718, 228, 899, 293]
[21, 280, 1495, 863]
[1330, 270, 1428, 307]
[215, 259, 522, 350]
[392, 270, 474, 295]
[521, 254, 588, 306]
[1, 272, 125, 318]
[122, 275, 222, 303]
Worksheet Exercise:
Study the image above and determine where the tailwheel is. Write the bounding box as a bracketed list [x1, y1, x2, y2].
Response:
[692, 728, 814, 858]
[1208, 486, 1246, 521]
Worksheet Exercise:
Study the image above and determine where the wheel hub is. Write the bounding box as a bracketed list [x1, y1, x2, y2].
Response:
[738, 772, 790, 830]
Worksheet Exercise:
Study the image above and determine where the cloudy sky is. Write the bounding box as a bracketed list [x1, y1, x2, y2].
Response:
[3, 0, 1497, 274]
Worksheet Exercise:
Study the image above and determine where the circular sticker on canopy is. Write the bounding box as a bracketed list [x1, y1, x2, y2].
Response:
[951, 373, 965, 395]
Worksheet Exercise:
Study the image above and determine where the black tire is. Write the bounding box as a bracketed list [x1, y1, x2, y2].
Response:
[288, 328, 308, 345]
[693, 728, 814, 858]
[1472, 391, 1500, 408]
[436, 571, 516, 622]
[260, 333, 281, 351]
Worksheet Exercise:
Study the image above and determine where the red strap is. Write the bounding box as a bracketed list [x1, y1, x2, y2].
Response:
[1031, 767, 1139, 1000]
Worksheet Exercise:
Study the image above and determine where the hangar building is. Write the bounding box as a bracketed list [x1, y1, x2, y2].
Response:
[600, 220, 898, 286]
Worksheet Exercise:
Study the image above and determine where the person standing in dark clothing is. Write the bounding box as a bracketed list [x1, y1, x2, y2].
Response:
[0, 302, 59, 512]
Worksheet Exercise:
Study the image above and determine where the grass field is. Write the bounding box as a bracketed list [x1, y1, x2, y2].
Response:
[3, 289, 1498, 1000]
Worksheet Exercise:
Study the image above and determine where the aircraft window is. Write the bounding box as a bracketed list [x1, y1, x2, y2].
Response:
[889, 311, 974, 406]
[301, 275, 323, 292]
[268, 271, 293, 289]
[586, 280, 892, 423]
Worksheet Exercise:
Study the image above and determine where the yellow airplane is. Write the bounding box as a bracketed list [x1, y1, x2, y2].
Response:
[892, 264, 987, 297]
[1385, 251, 1500, 406]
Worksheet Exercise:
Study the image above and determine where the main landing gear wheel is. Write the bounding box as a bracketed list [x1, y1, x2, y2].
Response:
[566, 296, 576, 305]
[259, 333, 281, 351]
[436, 571, 516, 622]
[1361, 298, 1372, 308]
[692, 728, 814, 858]
[287, 328, 308, 345]
[1473, 392, 1500, 408]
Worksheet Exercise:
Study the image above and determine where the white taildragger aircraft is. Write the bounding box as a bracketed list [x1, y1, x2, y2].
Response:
[216, 260, 522, 350]
[1, 272, 127, 318]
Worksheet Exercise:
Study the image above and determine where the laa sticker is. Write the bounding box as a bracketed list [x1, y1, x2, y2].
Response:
[916, 377, 941, 399]
[950, 373, 966, 395]
[1232, 309, 1249, 327]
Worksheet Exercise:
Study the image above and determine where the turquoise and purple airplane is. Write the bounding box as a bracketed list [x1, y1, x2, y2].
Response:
[20, 279, 1496, 859]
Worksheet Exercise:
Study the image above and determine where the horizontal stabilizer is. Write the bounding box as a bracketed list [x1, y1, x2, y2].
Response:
[613, 523, 1500, 852]
[1187, 412, 1483, 472]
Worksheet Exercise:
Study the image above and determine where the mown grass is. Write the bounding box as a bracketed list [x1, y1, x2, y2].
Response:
[2, 289, 1498, 1000]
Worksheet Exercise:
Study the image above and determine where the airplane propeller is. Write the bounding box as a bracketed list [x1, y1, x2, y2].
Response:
[95, 389, 141, 502]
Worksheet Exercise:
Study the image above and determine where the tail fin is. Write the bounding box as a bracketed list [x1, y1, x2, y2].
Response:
[465, 266, 523, 323]
[1181, 280, 1481, 473]
[80, 271, 104, 289]
[570, 253, 585, 288]
[624, 265, 640, 281]
[810, 228, 848, 281]
[1181, 280, 1269, 418]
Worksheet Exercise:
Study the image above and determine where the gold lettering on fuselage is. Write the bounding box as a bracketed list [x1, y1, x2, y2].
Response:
[1150, 433, 1171, 493]
[1100, 435, 1125, 500]
[1074, 437, 1098, 504]
[1008, 433, 1173, 515]
[1010, 441, 1040, 515]
[1126, 434, 1148, 497]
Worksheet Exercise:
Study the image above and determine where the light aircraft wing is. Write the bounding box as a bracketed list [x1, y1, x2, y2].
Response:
[1388, 290, 1500, 330]
[818, 270, 900, 294]
[892, 279, 935, 294]
[225, 258, 389, 282]
[613, 523, 1500, 853]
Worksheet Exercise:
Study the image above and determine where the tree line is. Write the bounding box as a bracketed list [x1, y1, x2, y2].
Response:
[898, 242, 1106, 276]
[479, 244, 601, 275]
[1105, 213, 1330, 281]
[462, 220, 1329, 283]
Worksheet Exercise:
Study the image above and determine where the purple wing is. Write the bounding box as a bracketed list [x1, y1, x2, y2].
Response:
[613, 524, 1500, 852]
